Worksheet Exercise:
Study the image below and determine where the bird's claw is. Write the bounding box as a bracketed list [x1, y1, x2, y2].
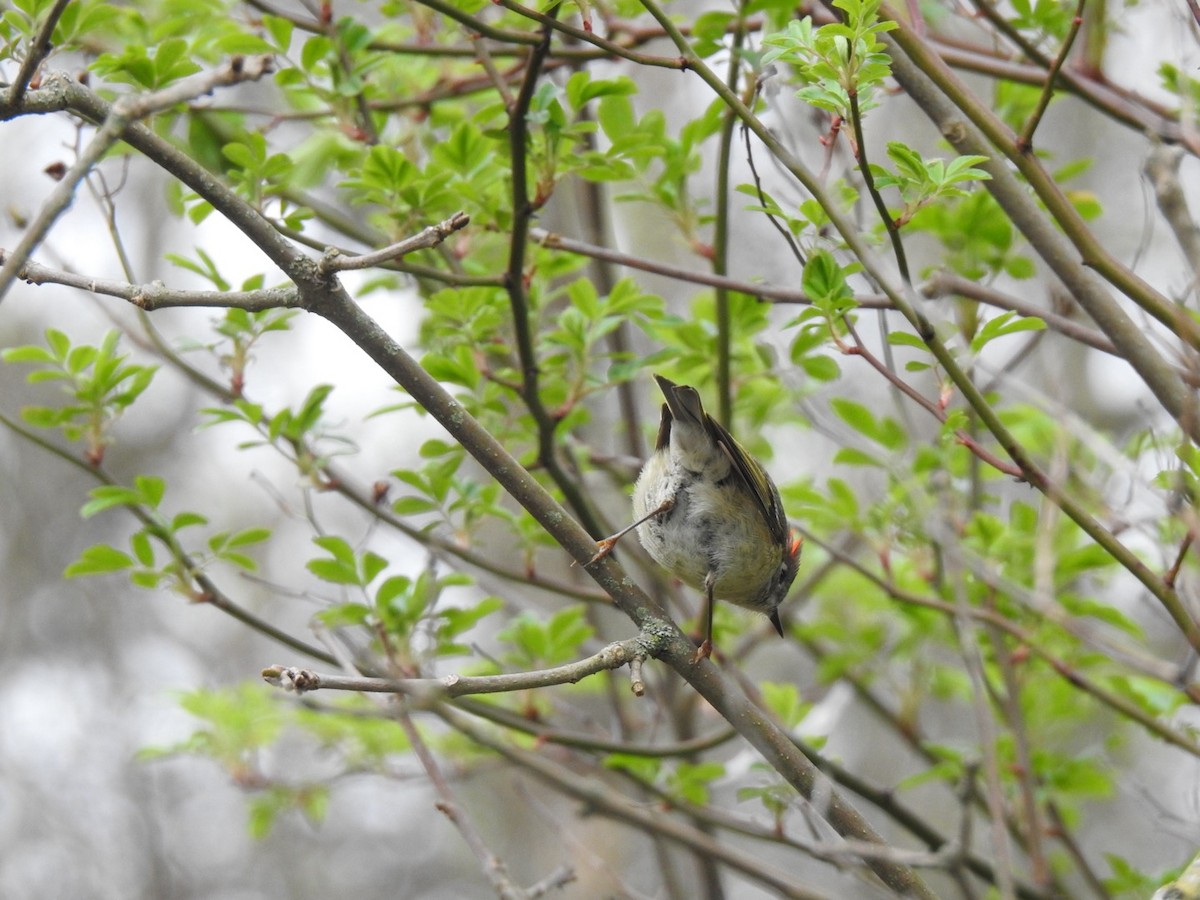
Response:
[587, 537, 619, 566]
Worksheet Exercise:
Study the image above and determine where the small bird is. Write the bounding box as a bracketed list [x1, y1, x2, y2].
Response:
[592, 374, 801, 661]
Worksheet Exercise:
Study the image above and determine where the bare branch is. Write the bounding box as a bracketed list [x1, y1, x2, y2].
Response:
[1145, 142, 1200, 285]
[2, 252, 301, 310]
[263, 637, 653, 699]
[0, 58, 276, 304]
[436, 703, 837, 900]
[398, 707, 548, 900]
[317, 212, 470, 274]
[1015, 0, 1086, 152]
[533, 227, 815, 304]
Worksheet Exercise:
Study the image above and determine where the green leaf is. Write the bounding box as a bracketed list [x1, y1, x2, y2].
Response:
[360, 551, 388, 586]
[130, 530, 156, 567]
[830, 398, 906, 449]
[227, 527, 272, 548]
[80, 485, 141, 518]
[135, 474, 166, 509]
[887, 331, 929, 349]
[171, 512, 209, 531]
[262, 14, 293, 50]
[597, 95, 636, 141]
[375, 575, 411, 609]
[315, 602, 373, 628]
[499, 605, 595, 666]
[1, 345, 56, 364]
[802, 250, 855, 310]
[760, 681, 808, 729]
[969, 312, 1045, 354]
[604, 753, 661, 782]
[668, 761, 725, 805]
[833, 446, 882, 467]
[65, 544, 135, 576]
[799, 354, 840, 381]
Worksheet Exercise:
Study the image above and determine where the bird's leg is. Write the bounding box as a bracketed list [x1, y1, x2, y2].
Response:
[691, 571, 717, 663]
[586, 497, 674, 565]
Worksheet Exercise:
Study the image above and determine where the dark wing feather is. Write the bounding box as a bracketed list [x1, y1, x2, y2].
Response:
[707, 414, 788, 546]
[653, 401, 672, 451]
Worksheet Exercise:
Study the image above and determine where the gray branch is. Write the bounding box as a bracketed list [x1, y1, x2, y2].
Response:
[263, 636, 653, 700]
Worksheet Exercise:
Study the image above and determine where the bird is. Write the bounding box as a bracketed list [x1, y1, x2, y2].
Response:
[591, 374, 801, 662]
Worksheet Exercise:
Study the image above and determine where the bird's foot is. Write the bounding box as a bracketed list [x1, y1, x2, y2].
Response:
[586, 536, 619, 566]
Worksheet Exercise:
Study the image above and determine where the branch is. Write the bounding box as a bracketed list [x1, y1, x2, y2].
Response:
[710, 6, 749, 428]
[6, 0, 71, 107]
[492, 0, 689, 69]
[0, 107, 124, 303]
[312, 278, 938, 898]
[2, 49, 988, 900]
[450, 697, 738, 756]
[930, 36, 1192, 148]
[5, 253, 612, 608]
[880, 8, 1200, 363]
[397, 705, 557, 900]
[846, 79, 912, 285]
[532, 228, 815, 303]
[803, 529, 1200, 756]
[1015, 0, 1086, 151]
[1145, 142, 1200, 285]
[4, 72, 307, 285]
[2, 252, 302, 310]
[841, 319, 1023, 477]
[1, 44, 273, 304]
[263, 636, 653, 699]
[502, 12, 606, 536]
[919, 273, 1118, 356]
[316, 211, 470, 274]
[435, 703, 836, 900]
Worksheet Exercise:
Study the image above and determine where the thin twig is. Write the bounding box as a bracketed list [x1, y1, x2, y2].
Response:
[532, 228, 814, 302]
[435, 704, 835, 900]
[1145, 142, 1200, 286]
[846, 79, 912, 287]
[881, 8, 1200, 359]
[983, 612, 1051, 888]
[842, 319, 1024, 477]
[317, 212, 470, 274]
[397, 707, 543, 899]
[1016, 0, 1087, 151]
[935, 493, 1019, 899]
[803, 529, 1200, 754]
[492, 0, 688, 69]
[5, 253, 302, 309]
